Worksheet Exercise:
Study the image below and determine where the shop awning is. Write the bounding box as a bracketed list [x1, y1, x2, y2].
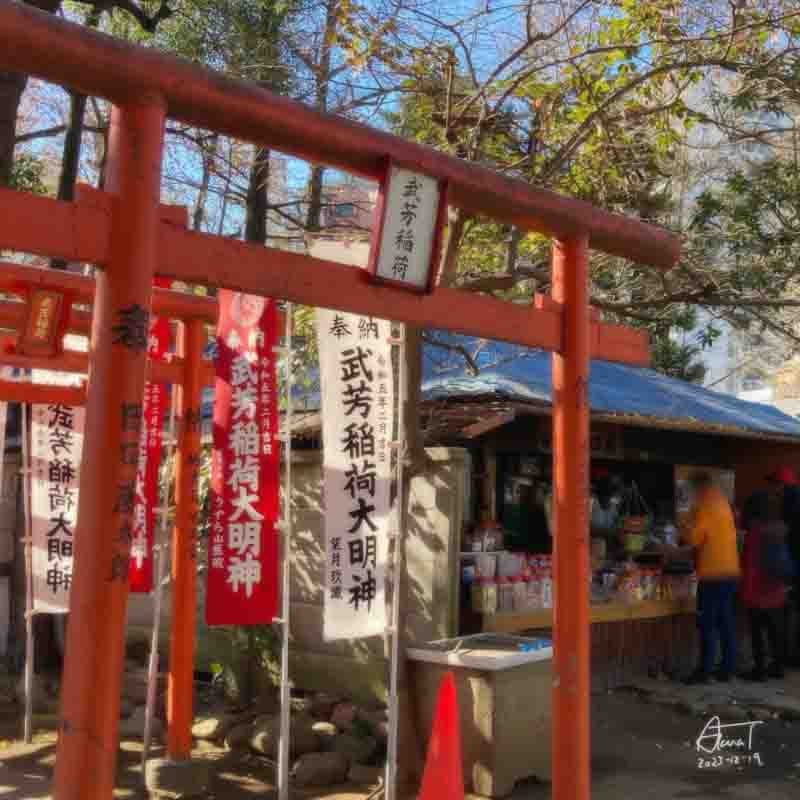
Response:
[421, 333, 800, 442]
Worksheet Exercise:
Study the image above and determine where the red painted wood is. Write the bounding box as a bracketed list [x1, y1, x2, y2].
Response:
[551, 236, 591, 800]
[53, 100, 166, 800]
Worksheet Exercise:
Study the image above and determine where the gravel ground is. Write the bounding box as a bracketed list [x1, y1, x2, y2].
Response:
[0, 685, 797, 799]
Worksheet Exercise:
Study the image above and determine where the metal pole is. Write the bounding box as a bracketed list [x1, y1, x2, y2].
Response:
[277, 302, 293, 800]
[21, 402, 33, 744]
[167, 319, 205, 759]
[551, 236, 591, 800]
[143, 386, 178, 770]
[53, 98, 166, 800]
[385, 324, 405, 800]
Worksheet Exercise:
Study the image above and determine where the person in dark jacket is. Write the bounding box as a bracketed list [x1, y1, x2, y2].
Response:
[766, 466, 800, 666]
[740, 492, 786, 681]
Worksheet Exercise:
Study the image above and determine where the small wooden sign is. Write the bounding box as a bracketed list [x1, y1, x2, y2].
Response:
[368, 159, 447, 293]
[19, 289, 66, 358]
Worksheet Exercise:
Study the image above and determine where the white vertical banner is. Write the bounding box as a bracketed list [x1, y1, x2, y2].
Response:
[317, 309, 393, 640]
[31, 403, 84, 612]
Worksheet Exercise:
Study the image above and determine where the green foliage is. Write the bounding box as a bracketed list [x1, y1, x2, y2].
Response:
[9, 153, 47, 194]
[380, 0, 800, 377]
[686, 156, 800, 349]
[159, 0, 299, 90]
[650, 337, 707, 384]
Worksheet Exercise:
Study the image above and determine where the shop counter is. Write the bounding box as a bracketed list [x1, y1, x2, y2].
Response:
[482, 597, 696, 634]
[408, 634, 552, 798]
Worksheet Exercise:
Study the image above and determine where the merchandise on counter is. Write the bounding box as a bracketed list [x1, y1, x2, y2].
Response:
[512, 576, 528, 612]
[482, 521, 505, 552]
[497, 576, 514, 612]
[591, 537, 607, 561]
[623, 532, 646, 554]
[541, 569, 553, 609]
[476, 553, 497, 578]
[527, 570, 542, 610]
[498, 551, 525, 578]
[472, 577, 498, 615]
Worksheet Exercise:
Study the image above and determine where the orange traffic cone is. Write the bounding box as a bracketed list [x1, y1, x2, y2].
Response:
[418, 671, 464, 800]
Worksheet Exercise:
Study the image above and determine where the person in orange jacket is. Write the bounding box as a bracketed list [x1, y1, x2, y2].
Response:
[740, 492, 786, 681]
[683, 472, 740, 684]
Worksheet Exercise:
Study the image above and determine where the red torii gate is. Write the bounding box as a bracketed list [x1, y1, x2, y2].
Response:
[0, 3, 680, 800]
[0, 253, 220, 758]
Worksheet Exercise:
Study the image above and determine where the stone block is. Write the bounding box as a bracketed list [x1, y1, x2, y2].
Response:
[225, 721, 255, 751]
[330, 702, 358, 730]
[292, 752, 350, 787]
[119, 706, 163, 740]
[310, 692, 342, 720]
[289, 650, 388, 706]
[249, 713, 320, 758]
[411, 658, 552, 798]
[332, 732, 378, 765]
[191, 712, 241, 741]
[144, 758, 211, 799]
[312, 722, 338, 750]
[348, 764, 384, 786]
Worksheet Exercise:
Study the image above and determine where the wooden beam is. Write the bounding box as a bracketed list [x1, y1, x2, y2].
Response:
[461, 411, 516, 439]
[0, 256, 218, 324]
[0, 335, 215, 386]
[160, 226, 565, 353]
[0, 192, 649, 365]
[0, 378, 85, 405]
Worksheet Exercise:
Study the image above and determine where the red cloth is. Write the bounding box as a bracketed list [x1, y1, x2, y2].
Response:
[767, 465, 797, 484]
[740, 523, 786, 609]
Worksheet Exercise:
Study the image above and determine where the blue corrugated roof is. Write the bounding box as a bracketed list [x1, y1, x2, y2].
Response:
[422, 333, 800, 440]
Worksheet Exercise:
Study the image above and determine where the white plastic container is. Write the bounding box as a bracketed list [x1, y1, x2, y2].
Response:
[541, 571, 553, 609]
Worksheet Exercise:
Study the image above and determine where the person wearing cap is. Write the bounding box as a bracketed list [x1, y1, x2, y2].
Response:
[682, 472, 740, 684]
[766, 465, 800, 665]
[739, 492, 787, 681]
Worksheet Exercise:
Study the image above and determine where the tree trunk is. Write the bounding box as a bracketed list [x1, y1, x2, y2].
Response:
[0, 70, 27, 188]
[304, 0, 338, 231]
[305, 165, 326, 231]
[192, 134, 218, 231]
[0, 0, 62, 187]
[50, 91, 88, 269]
[245, 147, 270, 246]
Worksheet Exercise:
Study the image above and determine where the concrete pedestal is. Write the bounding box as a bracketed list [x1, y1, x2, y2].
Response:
[409, 634, 552, 798]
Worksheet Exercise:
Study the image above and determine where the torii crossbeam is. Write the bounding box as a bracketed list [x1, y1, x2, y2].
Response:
[0, 4, 680, 800]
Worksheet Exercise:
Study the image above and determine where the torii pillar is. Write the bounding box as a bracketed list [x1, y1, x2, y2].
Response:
[53, 98, 165, 800]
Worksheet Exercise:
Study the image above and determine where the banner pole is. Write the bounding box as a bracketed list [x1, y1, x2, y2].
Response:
[142, 386, 178, 770]
[21, 402, 33, 744]
[277, 302, 293, 800]
[385, 324, 406, 800]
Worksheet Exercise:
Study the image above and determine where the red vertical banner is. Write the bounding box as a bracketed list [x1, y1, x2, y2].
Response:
[129, 314, 170, 592]
[206, 290, 279, 625]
